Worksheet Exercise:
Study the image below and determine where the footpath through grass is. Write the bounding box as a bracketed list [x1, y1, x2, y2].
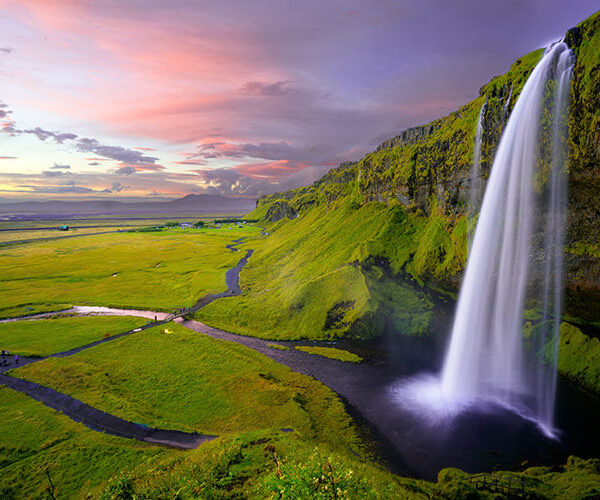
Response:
[16, 323, 362, 452]
[0, 227, 258, 316]
[0, 386, 174, 499]
[0, 315, 147, 357]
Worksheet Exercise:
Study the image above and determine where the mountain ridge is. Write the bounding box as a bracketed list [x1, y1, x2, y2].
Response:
[0, 193, 256, 215]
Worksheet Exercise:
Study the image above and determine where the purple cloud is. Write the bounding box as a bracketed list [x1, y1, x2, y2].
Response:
[42, 170, 65, 178]
[76, 138, 159, 165]
[111, 182, 130, 192]
[114, 166, 136, 175]
[22, 127, 78, 143]
[18, 185, 95, 194]
[239, 80, 294, 96]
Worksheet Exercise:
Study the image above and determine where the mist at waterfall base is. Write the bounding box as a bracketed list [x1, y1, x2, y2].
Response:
[390, 42, 573, 441]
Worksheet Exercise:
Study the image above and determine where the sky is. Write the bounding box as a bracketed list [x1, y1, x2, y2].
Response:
[0, 1, 598, 202]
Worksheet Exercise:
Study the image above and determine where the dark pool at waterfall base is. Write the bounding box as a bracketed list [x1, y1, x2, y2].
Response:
[316, 333, 600, 481]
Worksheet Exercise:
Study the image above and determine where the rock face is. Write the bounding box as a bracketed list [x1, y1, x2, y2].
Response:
[264, 201, 298, 222]
[374, 124, 444, 152]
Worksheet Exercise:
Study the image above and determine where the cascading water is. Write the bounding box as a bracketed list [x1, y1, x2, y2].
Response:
[440, 42, 573, 436]
[502, 85, 513, 121]
[468, 101, 486, 240]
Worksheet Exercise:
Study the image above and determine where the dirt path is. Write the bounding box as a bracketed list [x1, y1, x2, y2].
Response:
[0, 374, 214, 448]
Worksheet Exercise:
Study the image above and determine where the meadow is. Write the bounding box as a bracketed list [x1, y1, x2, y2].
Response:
[295, 345, 363, 362]
[0, 226, 124, 245]
[15, 322, 362, 447]
[0, 216, 203, 230]
[0, 315, 147, 357]
[0, 224, 261, 318]
[3, 317, 420, 498]
[0, 386, 174, 498]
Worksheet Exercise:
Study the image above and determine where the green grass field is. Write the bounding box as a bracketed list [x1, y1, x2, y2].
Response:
[0, 227, 124, 244]
[15, 323, 362, 452]
[295, 345, 363, 363]
[0, 386, 174, 499]
[0, 216, 205, 231]
[0, 225, 261, 317]
[0, 315, 147, 357]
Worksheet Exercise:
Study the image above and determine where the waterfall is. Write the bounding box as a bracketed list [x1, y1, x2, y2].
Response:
[468, 101, 486, 239]
[440, 42, 573, 436]
[502, 85, 513, 120]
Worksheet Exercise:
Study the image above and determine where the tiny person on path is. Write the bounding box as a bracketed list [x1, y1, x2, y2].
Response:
[14, 355, 19, 365]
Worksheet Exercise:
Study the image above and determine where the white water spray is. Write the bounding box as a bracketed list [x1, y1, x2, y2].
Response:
[440, 42, 573, 436]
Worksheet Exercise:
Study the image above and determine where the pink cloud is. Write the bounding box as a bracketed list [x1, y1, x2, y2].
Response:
[234, 160, 311, 181]
[173, 160, 208, 166]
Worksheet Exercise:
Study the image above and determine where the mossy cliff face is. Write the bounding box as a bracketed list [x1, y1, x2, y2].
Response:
[561, 13, 600, 321]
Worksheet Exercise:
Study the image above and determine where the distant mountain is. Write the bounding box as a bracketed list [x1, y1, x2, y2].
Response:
[0, 194, 256, 216]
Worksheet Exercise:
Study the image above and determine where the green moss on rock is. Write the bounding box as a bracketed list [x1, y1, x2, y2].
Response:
[558, 322, 600, 393]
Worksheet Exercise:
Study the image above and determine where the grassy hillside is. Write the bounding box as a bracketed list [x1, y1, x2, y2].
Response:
[91, 430, 436, 499]
[197, 198, 453, 340]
